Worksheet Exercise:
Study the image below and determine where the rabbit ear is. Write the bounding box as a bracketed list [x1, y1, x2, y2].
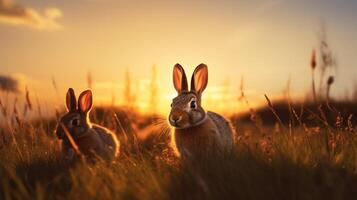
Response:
[66, 88, 77, 111]
[78, 90, 93, 114]
[173, 63, 188, 93]
[191, 63, 208, 95]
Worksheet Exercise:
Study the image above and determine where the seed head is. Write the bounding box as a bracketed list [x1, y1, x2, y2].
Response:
[25, 86, 32, 110]
[327, 76, 334, 86]
[310, 49, 317, 70]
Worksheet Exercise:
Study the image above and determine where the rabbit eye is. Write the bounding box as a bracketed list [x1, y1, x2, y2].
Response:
[190, 100, 197, 109]
[71, 119, 80, 126]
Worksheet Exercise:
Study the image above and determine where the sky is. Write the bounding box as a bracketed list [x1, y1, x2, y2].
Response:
[0, 0, 356, 115]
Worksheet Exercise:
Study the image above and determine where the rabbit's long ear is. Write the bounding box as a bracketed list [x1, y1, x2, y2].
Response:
[173, 63, 188, 93]
[66, 88, 77, 111]
[191, 63, 208, 95]
[78, 90, 93, 114]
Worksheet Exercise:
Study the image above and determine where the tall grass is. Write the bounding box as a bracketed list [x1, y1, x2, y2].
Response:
[0, 101, 356, 199]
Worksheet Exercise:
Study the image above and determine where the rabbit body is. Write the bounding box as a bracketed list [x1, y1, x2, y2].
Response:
[61, 124, 119, 161]
[169, 64, 235, 159]
[56, 89, 119, 162]
[174, 111, 234, 158]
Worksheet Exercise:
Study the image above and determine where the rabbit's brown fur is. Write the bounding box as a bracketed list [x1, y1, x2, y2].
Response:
[169, 64, 234, 159]
[56, 88, 119, 162]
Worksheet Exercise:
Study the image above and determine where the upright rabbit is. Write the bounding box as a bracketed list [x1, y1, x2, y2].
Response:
[56, 88, 120, 162]
[169, 63, 234, 159]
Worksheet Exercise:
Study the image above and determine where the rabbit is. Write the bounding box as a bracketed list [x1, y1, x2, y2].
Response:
[55, 88, 120, 162]
[168, 63, 235, 159]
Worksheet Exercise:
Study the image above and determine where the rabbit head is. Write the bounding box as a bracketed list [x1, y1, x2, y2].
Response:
[56, 88, 93, 140]
[169, 63, 208, 129]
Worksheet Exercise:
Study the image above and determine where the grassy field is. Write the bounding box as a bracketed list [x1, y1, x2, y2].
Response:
[0, 101, 357, 200]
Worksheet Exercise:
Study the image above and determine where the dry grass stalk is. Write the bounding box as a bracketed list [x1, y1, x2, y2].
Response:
[326, 76, 334, 98]
[347, 114, 354, 133]
[6, 117, 24, 161]
[60, 123, 81, 155]
[291, 106, 303, 127]
[23, 104, 28, 118]
[302, 107, 330, 129]
[51, 76, 61, 101]
[317, 24, 336, 97]
[317, 105, 333, 160]
[0, 97, 7, 117]
[311, 49, 317, 103]
[35, 94, 42, 119]
[311, 48, 317, 70]
[284, 76, 294, 132]
[25, 86, 32, 111]
[87, 70, 93, 89]
[264, 94, 285, 129]
[238, 76, 245, 101]
[237, 77, 263, 132]
[326, 76, 334, 109]
[353, 82, 357, 101]
[335, 112, 343, 131]
[12, 97, 21, 127]
[55, 108, 60, 121]
[113, 113, 128, 143]
[51, 76, 58, 92]
[23, 86, 33, 117]
[113, 112, 140, 154]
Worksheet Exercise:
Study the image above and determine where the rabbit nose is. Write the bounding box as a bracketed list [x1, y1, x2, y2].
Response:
[170, 115, 182, 124]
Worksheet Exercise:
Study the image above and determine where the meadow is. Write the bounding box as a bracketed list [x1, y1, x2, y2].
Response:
[1, 47, 357, 200]
[0, 92, 356, 200]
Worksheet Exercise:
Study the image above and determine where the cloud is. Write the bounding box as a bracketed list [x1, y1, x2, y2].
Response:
[0, 75, 20, 93]
[0, 0, 62, 30]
